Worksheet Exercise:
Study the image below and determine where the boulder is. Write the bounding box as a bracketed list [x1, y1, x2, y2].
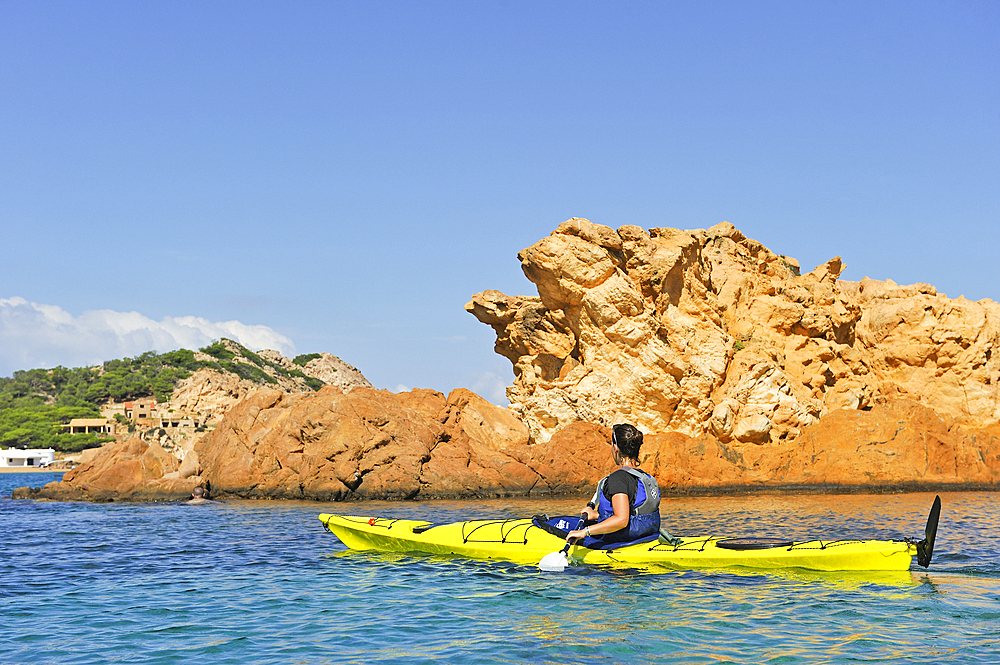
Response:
[12, 437, 198, 502]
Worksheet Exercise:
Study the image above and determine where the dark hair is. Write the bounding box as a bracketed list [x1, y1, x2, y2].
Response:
[612, 424, 643, 460]
[192, 486, 206, 498]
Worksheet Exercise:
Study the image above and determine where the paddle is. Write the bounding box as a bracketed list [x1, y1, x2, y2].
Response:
[538, 513, 587, 572]
[915, 495, 941, 568]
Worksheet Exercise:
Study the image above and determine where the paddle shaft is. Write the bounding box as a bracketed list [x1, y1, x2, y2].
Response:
[563, 513, 588, 551]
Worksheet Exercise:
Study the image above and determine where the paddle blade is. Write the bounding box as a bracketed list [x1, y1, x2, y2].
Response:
[539, 513, 587, 571]
[916, 495, 941, 569]
[538, 550, 570, 572]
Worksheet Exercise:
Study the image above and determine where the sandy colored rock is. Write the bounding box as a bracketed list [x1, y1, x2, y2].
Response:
[302, 352, 372, 390]
[170, 345, 373, 426]
[468, 218, 1000, 446]
[169, 368, 262, 424]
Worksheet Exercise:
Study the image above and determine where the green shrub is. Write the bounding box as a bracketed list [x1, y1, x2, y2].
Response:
[218, 360, 277, 384]
[240, 348, 265, 366]
[199, 341, 235, 361]
[293, 353, 322, 367]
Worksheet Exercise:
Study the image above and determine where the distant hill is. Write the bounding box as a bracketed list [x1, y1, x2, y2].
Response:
[0, 339, 368, 452]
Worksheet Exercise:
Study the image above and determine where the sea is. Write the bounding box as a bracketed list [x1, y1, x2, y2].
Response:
[2, 472, 998, 664]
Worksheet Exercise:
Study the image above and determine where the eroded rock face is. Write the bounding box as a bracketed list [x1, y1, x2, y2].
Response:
[168, 368, 261, 424]
[467, 218, 1000, 446]
[301, 353, 372, 390]
[192, 386, 612, 500]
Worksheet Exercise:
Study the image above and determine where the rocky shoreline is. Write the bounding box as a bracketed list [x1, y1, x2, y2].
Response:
[13, 220, 1000, 502]
[13, 387, 999, 503]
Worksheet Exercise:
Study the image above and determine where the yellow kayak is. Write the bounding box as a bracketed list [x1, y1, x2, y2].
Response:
[318, 498, 941, 572]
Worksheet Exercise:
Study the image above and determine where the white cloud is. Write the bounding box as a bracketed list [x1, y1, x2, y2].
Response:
[470, 371, 510, 406]
[0, 296, 296, 376]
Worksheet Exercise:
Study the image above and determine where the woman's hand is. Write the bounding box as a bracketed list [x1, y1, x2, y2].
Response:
[567, 509, 595, 542]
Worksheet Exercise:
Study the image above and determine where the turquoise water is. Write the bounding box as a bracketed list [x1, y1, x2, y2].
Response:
[3, 474, 998, 664]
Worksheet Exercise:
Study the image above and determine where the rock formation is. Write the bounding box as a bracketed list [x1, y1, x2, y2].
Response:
[195, 385, 615, 500]
[641, 399, 1000, 491]
[467, 218, 1000, 448]
[300, 352, 372, 390]
[14, 438, 203, 502]
[168, 368, 261, 425]
[16, 386, 618, 501]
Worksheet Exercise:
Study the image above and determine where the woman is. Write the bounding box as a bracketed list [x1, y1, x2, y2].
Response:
[566, 423, 661, 544]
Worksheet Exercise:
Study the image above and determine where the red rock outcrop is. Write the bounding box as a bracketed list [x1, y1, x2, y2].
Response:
[13, 437, 202, 502]
[17, 392, 999, 502]
[19, 386, 597, 502]
[192, 386, 613, 500]
[640, 400, 1000, 492]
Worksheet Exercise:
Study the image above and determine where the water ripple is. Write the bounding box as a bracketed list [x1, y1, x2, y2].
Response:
[2, 477, 998, 664]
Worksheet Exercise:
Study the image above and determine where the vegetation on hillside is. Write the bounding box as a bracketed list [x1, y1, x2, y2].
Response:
[0, 340, 326, 452]
[293, 353, 322, 366]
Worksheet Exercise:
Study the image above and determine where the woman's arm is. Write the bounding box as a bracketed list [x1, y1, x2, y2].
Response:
[567, 493, 630, 541]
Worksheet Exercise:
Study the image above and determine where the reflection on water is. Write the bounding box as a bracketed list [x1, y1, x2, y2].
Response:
[2, 475, 999, 664]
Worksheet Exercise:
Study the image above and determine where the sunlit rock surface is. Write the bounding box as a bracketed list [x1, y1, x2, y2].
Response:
[467, 218, 1000, 449]
[193, 386, 614, 500]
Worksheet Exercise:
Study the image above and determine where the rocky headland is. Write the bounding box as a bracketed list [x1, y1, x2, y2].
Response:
[14, 219, 1000, 502]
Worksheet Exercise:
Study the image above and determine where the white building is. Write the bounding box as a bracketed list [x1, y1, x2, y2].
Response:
[0, 448, 56, 468]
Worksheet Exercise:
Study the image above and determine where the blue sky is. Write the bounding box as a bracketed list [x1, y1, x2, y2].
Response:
[2, 1, 997, 402]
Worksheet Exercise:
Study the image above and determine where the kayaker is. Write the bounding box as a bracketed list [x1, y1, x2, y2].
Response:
[566, 423, 661, 544]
